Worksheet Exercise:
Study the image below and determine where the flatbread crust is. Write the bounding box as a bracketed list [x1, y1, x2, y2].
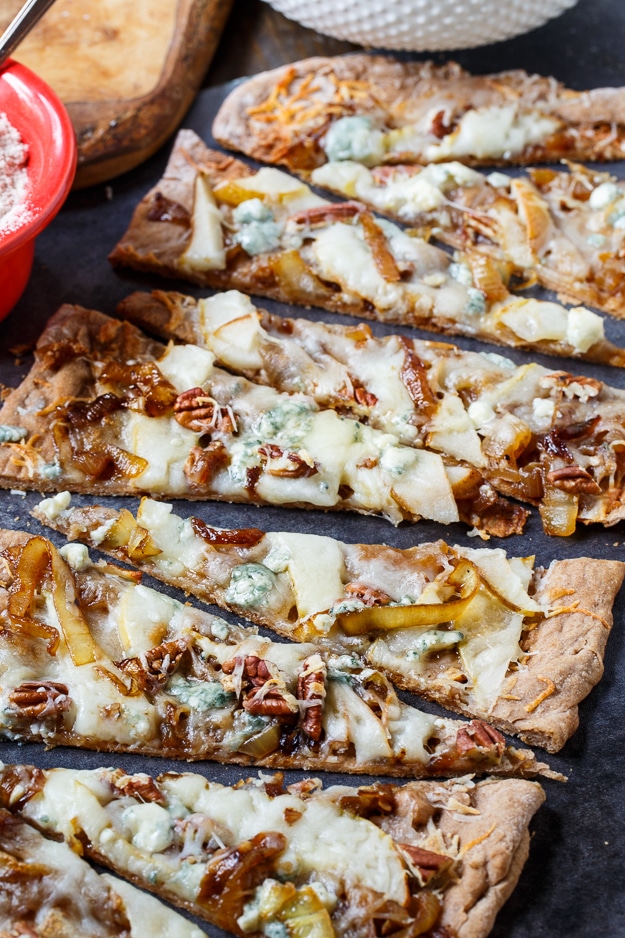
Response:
[212, 54, 625, 169]
[0, 763, 546, 938]
[108, 130, 625, 368]
[0, 305, 467, 526]
[305, 160, 625, 323]
[38, 499, 625, 753]
[0, 527, 550, 779]
[117, 287, 625, 533]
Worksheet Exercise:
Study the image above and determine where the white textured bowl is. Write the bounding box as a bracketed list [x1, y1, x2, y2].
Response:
[263, 0, 580, 51]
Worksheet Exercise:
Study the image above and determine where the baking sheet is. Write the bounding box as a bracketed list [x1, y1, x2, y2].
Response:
[2, 25, 625, 935]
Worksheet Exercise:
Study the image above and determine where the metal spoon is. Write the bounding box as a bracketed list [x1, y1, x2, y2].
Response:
[0, 0, 59, 70]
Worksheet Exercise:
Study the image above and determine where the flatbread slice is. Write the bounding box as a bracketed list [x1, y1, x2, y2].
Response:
[0, 303, 510, 530]
[309, 159, 625, 321]
[212, 54, 625, 169]
[108, 130, 625, 367]
[37, 495, 625, 753]
[119, 287, 625, 535]
[0, 762, 546, 938]
[0, 807, 206, 938]
[0, 527, 547, 778]
[0, 304, 460, 526]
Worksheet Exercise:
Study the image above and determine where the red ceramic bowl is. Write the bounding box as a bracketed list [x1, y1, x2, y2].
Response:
[0, 58, 77, 321]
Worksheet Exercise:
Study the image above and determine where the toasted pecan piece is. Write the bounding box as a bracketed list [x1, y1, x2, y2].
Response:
[9, 681, 71, 720]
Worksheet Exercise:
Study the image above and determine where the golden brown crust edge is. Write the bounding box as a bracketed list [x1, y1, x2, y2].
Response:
[385, 557, 625, 752]
[439, 779, 545, 938]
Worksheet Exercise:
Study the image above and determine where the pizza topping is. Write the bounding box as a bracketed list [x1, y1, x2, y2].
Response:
[184, 442, 230, 489]
[179, 174, 226, 272]
[224, 563, 277, 607]
[147, 191, 191, 226]
[232, 198, 282, 255]
[111, 771, 167, 805]
[297, 653, 327, 742]
[397, 843, 453, 886]
[455, 719, 506, 763]
[360, 211, 403, 282]
[405, 630, 465, 661]
[199, 831, 288, 925]
[546, 465, 602, 495]
[167, 676, 235, 712]
[190, 516, 264, 548]
[174, 387, 237, 433]
[259, 443, 319, 478]
[323, 115, 386, 166]
[98, 361, 178, 417]
[118, 637, 190, 693]
[335, 559, 480, 636]
[8, 681, 71, 719]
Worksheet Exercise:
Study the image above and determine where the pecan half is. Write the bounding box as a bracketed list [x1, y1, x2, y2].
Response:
[344, 582, 392, 606]
[183, 442, 230, 488]
[112, 772, 166, 805]
[223, 655, 298, 720]
[398, 843, 453, 885]
[546, 465, 602, 495]
[174, 388, 237, 433]
[539, 371, 602, 398]
[222, 655, 272, 686]
[117, 638, 190, 693]
[455, 720, 505, 764]
[297, 653, 326, 742]
[9, 681, 71, 719]
[259, 443, 318, 478]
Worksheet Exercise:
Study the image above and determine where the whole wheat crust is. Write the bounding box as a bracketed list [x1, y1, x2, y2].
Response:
[37, 502, 625, 753]
[212, 54, 625, 168]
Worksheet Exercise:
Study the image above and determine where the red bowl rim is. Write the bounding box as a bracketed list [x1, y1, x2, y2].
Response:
[0, 58, 77, 257]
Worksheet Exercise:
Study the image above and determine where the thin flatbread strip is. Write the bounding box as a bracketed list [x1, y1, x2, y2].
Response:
[108, 130, 625, 368]
[0, 762, 546, 938]
[309, 159, 625, 321]
[0, 304, 496, 530]
[0, 527, 550, 779]
[37, 495, 625, 753]
[0, 807, 207, 938]
[212, 53, 625, 170]
[120, 288, 625, 535]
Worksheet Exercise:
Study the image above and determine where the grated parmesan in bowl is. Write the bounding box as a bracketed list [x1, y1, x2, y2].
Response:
[0, 112, 31, 235]
[0, 58, 76, 321]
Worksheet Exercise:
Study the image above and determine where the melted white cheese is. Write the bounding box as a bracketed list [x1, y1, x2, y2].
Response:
[158, 344, 215, 393]
[264, 532, 345, 619]
[423, 106, 561, 161]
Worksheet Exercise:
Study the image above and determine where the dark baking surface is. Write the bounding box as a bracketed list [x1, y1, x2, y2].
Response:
[2, 6, 625, 932]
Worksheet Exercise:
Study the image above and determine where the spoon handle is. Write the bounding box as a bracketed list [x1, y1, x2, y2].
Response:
[0, 0, 59, 70]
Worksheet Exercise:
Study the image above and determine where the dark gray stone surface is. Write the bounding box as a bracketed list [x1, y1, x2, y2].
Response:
[1, 7, 625, 931]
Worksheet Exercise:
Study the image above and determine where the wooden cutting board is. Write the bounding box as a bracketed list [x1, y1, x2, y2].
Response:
[1, 0, 233, 188]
